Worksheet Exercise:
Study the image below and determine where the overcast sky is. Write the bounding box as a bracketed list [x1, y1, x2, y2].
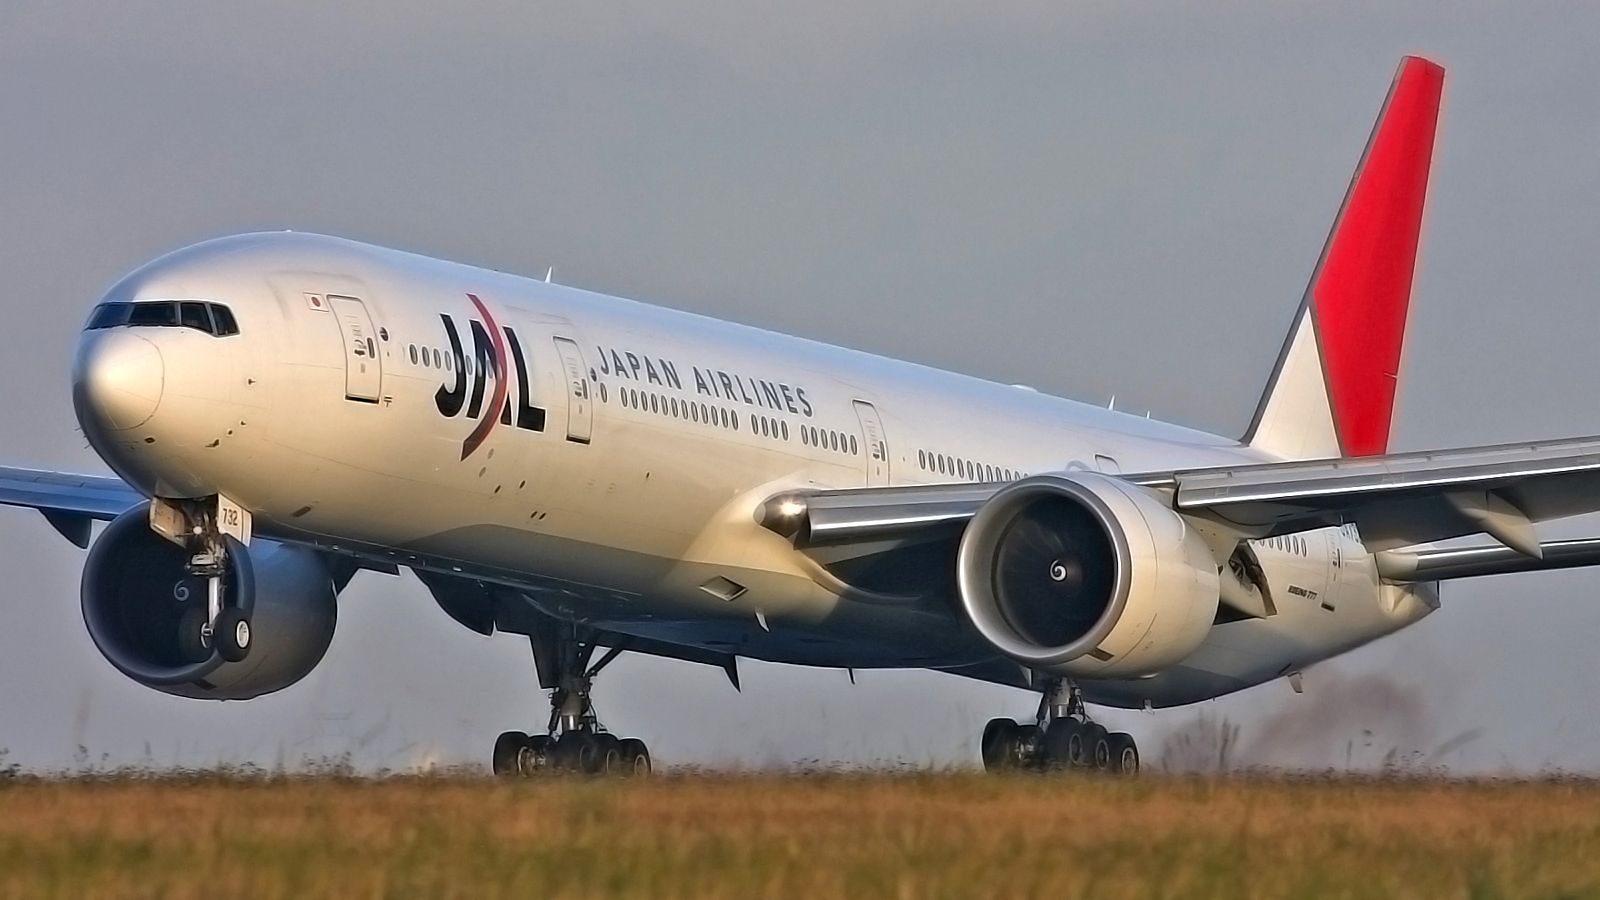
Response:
[3, 1, 1600, 773]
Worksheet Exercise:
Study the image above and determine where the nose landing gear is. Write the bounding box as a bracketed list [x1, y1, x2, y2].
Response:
[981, 679, 1140, 776]
[492, 629, 653, 778]
[157, 496, 254, 666]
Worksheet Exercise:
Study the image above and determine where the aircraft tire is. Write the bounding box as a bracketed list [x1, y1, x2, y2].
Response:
[618, 738, 651, 777]
[596, 734, 623, 775]
[981, 719, 1020, 772]
[567, 733, 602, 774]
[214, 608, 251, 663]
[1014, 724, 1041, 768]
[492, 731, 527, 777]
[1065, 723, 1091, 768]
[1107, 733, 1140, 776]
[1085, 724, 1111, 771]
[519, 735, 551, 776]
[1042, 721, 1078, 770]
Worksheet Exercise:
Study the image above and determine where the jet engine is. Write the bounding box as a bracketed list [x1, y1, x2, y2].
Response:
[81, 503, 338, 699]
[956, 472, 1220, 678]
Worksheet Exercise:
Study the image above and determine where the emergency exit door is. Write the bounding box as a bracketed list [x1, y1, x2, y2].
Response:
[552, 336, 593, 443]
[327, 295, 382, 402]
[853, 400, 889, 486]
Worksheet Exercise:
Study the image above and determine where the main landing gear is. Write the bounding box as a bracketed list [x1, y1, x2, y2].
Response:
[981, 679, 1140, 776]
[492, 629, 652, 778]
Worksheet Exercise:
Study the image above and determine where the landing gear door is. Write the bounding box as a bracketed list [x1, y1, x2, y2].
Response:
[552, 336, 593, 444]
[852, 400, 889, 486]
[327, 295, 382, 402]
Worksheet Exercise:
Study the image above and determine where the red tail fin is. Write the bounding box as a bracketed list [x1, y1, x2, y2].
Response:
[1245, 57, 1444, 460]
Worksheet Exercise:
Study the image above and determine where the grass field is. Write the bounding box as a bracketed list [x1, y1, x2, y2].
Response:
[1, 771, 1597, 899]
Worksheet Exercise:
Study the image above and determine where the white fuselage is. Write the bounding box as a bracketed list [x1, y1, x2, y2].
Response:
[73, 233, 1437, 708]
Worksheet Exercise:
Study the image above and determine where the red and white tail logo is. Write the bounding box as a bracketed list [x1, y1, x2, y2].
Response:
[1245, 56, 1444, 460]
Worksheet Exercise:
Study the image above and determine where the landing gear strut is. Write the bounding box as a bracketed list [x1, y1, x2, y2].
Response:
[157, 497, 252, 665]
[493, 627, 652, 777]
[981, 678, 1139, 775]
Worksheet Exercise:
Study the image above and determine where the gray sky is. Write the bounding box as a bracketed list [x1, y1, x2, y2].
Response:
[3, 1, 1600, 773]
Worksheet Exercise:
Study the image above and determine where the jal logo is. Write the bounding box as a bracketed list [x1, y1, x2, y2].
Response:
[435, 294, 546, 459]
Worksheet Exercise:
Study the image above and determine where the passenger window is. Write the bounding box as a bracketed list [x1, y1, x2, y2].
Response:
[781, 421, 789, 440]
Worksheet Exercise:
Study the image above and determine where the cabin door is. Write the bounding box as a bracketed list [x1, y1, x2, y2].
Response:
[327, 295, 382, 402]
[853, 400, 890, 486]
[552, 336, 593, 443]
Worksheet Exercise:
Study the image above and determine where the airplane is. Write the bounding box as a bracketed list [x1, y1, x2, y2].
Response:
[5, 55, 1595, 777]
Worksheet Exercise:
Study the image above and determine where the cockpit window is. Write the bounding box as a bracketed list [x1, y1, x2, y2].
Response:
[86, 303, 133, 330]
[179, 301, 210, 332]
[128, 302, 178, 327]
[210, 304, 239, 336]
[86, 301, 240, 337]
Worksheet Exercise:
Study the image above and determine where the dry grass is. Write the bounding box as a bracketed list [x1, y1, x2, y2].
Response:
[1, 771, 1598, 899]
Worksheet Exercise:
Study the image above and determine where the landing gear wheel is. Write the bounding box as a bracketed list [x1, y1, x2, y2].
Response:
[596, 734, 623, 775]
[176, 607, 211, 663]
[1014, 724, 1040, 766]
[981, 719, 1031, 772]
[518, 735, 551, 776]
[1068, 717, 1094, 759]
[981, 718, 1013, 771]
[617, 738, 651, 777]
[1085, 723, 1111, 771]
[565, 733, 602, 774]
[493, 731, 528, 777]
[1107, 733, 1140, 776]
[1042, 720, 1078, 770]
[214, 608, 251, 663]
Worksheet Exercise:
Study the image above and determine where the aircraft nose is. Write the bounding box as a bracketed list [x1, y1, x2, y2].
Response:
[74, 331, 165, 430]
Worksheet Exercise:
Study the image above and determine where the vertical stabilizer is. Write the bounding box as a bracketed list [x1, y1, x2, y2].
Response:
[1244, 57, 1444, 460]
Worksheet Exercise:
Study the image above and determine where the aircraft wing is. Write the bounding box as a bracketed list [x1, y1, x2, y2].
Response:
[0, 466, 143, 547]
[769, 434, 1600, 558]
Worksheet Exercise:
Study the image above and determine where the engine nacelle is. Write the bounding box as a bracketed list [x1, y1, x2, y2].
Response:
[81, 503, 338, 699]
[957, 472, 1220, 678]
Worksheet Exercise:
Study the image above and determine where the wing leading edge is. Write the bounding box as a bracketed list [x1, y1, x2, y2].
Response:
[0, 466, 143, 548]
